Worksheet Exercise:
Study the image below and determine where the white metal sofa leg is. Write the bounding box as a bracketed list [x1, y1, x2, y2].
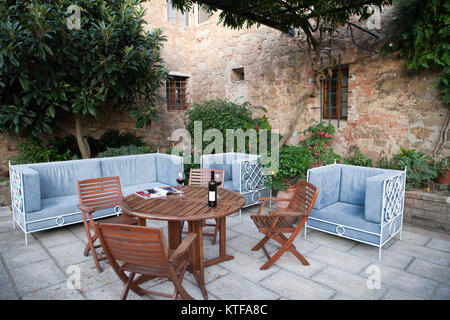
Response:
[378, 247, 382, 261]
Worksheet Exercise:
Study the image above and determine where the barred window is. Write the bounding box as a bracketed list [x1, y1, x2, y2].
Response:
[167, 0, 189, 26]
[322, 67, 349, 120]
[166, 76, 187, 111]
[197, 4, 210, 24]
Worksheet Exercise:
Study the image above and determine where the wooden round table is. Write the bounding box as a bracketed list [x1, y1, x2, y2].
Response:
[121, 185, 246, 299]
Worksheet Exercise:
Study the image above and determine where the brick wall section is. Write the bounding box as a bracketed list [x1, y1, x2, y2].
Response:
[404, 191, 450, 234]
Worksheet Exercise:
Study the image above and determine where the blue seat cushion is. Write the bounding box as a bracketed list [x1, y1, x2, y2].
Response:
[26, 195, 80, 221]
[310, 201, 380, 234]
[100, 154, 156, 187]
[29, 159, 101, 199]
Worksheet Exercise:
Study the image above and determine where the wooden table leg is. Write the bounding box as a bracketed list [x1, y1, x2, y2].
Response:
[188, 221, 208, 299]
[204, 217, 234, 267]
[167, 221, 182, 250]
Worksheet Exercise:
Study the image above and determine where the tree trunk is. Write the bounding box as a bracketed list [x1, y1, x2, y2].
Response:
[279, 87, 315, 146]
[74, 113, 91, 159]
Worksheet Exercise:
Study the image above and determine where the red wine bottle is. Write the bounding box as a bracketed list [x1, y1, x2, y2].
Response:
[208, 170, 217, 207]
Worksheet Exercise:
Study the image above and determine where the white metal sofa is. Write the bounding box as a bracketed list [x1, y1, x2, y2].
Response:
[201, 152, 271, 213]
[9, 153, 183, 244]
[306, 164, 406, 260]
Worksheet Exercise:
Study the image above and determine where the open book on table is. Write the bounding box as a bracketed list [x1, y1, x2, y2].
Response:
[135, 186, 183, 199]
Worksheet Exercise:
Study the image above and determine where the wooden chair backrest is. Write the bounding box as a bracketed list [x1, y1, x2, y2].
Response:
[96, 223, 169, 268]
[77, 176, 123, 212]
[287, 180, 319, 215]
[189, 168, 225, 188]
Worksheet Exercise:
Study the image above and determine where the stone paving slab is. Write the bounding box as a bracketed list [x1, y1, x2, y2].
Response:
[0, 205, 449, 300]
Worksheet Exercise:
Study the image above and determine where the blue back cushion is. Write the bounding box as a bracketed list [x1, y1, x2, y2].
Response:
[308, 165, 341, 209]
[100, 154, 156, 187]
[339, 165, 387, 205]
[30, 159, 101, 198]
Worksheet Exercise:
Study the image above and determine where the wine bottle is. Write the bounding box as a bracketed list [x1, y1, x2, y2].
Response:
[208, 170, 217, 207]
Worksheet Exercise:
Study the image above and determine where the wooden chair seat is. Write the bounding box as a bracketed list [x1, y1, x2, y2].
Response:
[250, 180, 318, 270]
[251, 214, 297, 233]
[95, 223, 197, 300]
[99, 214, 138, 226]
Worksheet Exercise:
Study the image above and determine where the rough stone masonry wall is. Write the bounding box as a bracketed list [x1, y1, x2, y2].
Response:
[0, 1, 448, 172]
[404, 191, 450, 234]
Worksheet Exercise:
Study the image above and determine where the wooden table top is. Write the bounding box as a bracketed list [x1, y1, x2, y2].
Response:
[121, 185, 246, 222]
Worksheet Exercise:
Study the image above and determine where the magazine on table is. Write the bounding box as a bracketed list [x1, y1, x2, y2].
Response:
[135, 186, 183, 199]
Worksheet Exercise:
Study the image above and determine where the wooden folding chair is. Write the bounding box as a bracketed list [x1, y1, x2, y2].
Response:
[77, 176, 138, 273]
[251, 180, 319, 270]
[95, 223, 197, 300]
[186, 168, 225, 245]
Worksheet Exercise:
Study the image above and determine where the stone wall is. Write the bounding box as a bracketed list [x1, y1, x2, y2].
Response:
[0, 0, 448, 171]
[142, 1, 449, 162]
[404, 191, 450, 234]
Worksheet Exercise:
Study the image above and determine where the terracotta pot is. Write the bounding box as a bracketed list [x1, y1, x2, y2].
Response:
[276, 185, 297, 224]
[436, 170, 450, 184]
[311, 162, 322, 168]
[276, 185, 296, 209]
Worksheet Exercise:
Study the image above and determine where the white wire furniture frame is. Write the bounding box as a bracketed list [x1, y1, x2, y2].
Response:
[200, 153, 271, 217]
[9, 162, 122, 246]
[306, 165, 406, 260]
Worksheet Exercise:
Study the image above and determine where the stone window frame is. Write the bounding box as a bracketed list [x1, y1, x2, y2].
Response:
[195, 4, 210, 25]
[167, 0, 189, 26]
[166, 75, 188, 111]
[322, 66, 349, 120]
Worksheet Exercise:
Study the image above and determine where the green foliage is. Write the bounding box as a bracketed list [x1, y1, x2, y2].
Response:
[377, 148, 439, 190]
[11, 137, 72, 164]
[0, 0, 167, 138]
[265, 145, 312, 191]
[435, 156, 450, 177]
[298, 121, 340, 165]
[97, 129, 145, 150]
[185, 99, 270, 153]
[171, 1, 392, 33]
[343, 151, 373, 167]
[99, 145, 153, 158]
[386, 0, 450, 104]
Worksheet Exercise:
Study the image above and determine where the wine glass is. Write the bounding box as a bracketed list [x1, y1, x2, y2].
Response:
[176, 171, 185, 196]
[215, 173, 222, 199]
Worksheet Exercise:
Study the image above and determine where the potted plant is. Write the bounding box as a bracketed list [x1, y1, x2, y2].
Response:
[264, 145, 312, 212]
[435, 157, 450, 184]
[298, 121, 340, 166]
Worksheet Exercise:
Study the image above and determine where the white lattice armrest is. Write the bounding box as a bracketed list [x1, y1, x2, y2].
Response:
[10, 165, 41, 213]
[364, 170, 406, 224]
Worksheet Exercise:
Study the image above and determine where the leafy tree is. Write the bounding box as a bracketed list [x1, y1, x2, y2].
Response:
[386, 0, 450, 104]
[0, 0, 167, 158]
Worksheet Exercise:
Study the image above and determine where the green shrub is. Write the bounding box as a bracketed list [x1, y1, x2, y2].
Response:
[11, 137, 72, 164]
[298, 121, 340, 165]
[265, 145, 312, 191]
[99, 145, 153, 158]
[185, 99, 270, 153]
[343, 151, 373, 167]
[377, 148, 439, 190]
[98, 130, 145, 150]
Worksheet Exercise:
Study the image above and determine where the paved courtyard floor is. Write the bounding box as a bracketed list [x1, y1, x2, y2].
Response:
[0, 205, 449, 300]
